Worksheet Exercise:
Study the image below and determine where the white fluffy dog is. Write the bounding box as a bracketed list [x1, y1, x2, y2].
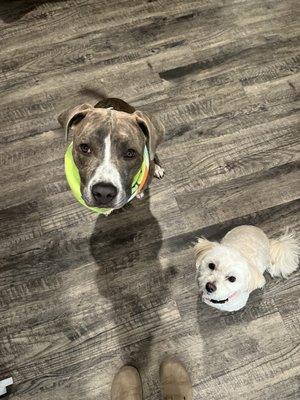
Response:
[195, 225, 299, 312]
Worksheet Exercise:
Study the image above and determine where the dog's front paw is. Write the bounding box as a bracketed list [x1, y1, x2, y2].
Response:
[136, 192, 145, 199]
[154, 164, 165, 179]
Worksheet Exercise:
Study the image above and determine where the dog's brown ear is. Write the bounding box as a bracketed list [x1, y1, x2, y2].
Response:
[247, 263, 266, 292]
[58, 103, 94, 141]
[134, 111, 164, 160]
[194, 238, 216, 265]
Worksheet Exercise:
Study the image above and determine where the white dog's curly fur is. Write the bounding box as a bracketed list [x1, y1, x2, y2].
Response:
[195, 225, 299, 312]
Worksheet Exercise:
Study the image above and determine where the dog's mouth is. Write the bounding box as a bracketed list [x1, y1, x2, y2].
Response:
[210, 298, 229, 304]
[202, 291, 237, 305]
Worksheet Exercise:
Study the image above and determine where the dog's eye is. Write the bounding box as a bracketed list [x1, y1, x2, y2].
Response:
[79, 143, 91, 154]
[208, 263, 215, 270]
[124, 149, 136, 159]
[228, 276, 236, 282]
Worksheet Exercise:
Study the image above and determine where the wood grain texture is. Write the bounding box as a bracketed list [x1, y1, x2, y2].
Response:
[0, 0, 299, 399]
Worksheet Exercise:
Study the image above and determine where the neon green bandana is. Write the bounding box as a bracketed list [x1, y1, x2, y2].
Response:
[65, 143, 150, 215]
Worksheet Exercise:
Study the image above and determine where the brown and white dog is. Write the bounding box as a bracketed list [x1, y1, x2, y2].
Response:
[58, 97, 164, 210]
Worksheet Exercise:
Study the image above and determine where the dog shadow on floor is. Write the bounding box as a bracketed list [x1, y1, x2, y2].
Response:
[90, 193, 170, 374]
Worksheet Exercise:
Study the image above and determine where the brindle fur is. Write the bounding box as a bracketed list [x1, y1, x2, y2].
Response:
[58, 97, 164, 209]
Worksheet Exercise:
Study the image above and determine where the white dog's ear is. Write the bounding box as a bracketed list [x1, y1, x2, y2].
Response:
[194, 238, 216, 265]
[247, 263, 266, 292]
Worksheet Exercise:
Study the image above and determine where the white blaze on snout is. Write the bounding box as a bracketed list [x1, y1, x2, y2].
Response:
[88, 134, 124, 204]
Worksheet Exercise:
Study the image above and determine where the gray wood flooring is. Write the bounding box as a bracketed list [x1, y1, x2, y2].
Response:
[0, 1, 299, 399]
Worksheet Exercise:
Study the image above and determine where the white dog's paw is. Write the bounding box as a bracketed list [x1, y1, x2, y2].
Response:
[154, 164, 165, 179]
[136, 192, 145, 200]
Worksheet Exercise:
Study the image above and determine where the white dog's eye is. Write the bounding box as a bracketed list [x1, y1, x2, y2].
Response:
[208, 263, 215, 270]
[228, 276, 236, 282]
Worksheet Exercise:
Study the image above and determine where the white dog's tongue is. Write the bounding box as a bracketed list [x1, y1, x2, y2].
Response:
[228, 291, 237, 300]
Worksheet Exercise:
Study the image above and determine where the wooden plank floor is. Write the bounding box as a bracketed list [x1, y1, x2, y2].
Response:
[0, 1, 299, 399]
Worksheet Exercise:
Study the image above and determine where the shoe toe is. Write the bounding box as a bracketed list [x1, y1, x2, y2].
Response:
[111, 366, 142, 400]
[160, 359, 192, 400]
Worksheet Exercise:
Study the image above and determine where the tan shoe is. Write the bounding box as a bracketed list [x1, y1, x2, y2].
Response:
[111, 366, 143, 400]
[160, 359, 192, 400]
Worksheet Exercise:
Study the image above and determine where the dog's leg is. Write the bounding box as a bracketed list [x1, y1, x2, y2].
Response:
[154, 154, 165, 179]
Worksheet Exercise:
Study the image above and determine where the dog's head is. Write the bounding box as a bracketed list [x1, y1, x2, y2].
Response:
[58, 101, 164, 209]
[194, 238, 265, 311]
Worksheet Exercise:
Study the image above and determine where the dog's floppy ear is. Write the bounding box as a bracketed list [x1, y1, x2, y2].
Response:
[58, 103, 94, 141]
[194, 238, 216, 265]
[247, 263, 266, 292]
[134, 110, 164, 160]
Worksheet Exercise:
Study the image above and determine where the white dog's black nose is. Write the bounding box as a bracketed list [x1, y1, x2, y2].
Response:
[91, 182, 117, 204]
[206, 282, 216, 293]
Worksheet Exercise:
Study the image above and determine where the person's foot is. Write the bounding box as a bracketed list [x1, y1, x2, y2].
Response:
[160, 358, 192, 400]
[111, 366, 143, 400]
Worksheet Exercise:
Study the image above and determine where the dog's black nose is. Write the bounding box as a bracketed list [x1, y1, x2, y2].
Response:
[91, 182, 117, 204]
[206, 282, 216, 293]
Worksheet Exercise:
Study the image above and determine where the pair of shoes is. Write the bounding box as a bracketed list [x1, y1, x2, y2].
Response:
[111, 359, 192, 400]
